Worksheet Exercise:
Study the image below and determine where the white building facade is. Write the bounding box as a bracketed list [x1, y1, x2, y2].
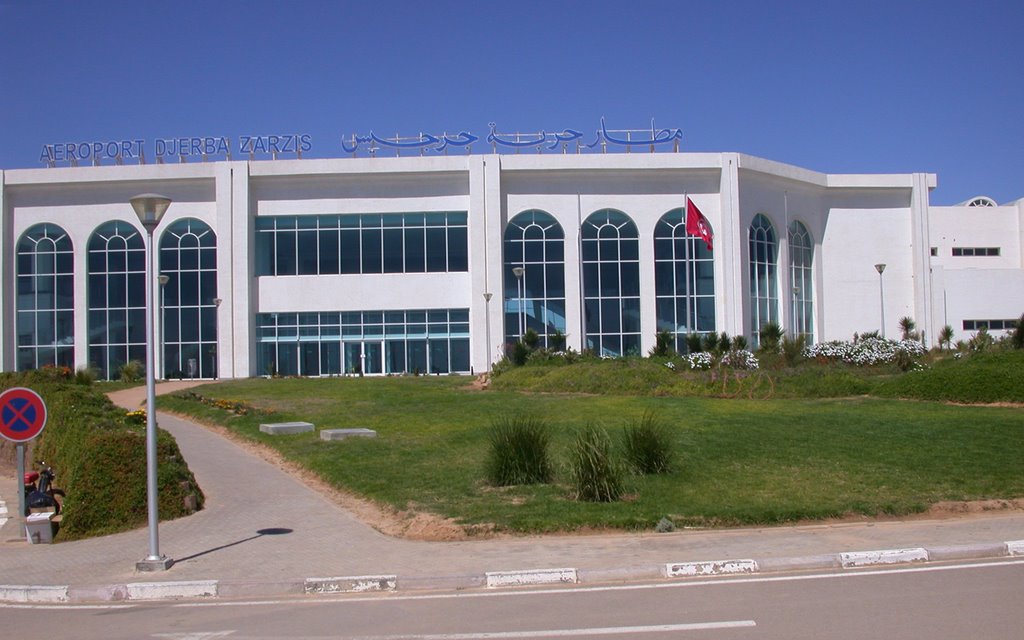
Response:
[2, 152, 1022, 379]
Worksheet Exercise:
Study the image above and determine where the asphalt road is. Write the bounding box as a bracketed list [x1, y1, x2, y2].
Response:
[3, 559, 1022, 639]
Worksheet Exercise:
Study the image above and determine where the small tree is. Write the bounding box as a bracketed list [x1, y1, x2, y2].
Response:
[899, 316, 919, 341]
[649, 330, 674, 357]
[938, 325, 954, 351]
[1012, 313, 1024, 350]
[758, 322, 784, 352]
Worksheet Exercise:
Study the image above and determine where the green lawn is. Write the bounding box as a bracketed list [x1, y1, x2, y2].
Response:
[161, 370, 1024, 534]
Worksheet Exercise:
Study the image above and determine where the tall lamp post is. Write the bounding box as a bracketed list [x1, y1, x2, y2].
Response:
[213, 298, 222, 379]
[874, 263, 886, 338]
[158, 274, 170, 380]
[130, 194, 174, 572]
[482, 292, 493, 374]
[512, 266, 525, 339]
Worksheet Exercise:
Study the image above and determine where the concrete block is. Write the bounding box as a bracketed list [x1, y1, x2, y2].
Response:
[840, 548, 928, 568]
[485, 568, 578, 588]
[259, 421, 314, 435]
[1006, 540, 1024, 556]
[0, 585, 69, 603]
[320, 428, 377, 441]
[664, 559, 758, 578]
[305, 575, 397, 594]
[126, 580, 218, 600]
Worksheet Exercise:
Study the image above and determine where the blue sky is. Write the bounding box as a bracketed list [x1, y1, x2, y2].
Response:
[1, 0, 1021, 204]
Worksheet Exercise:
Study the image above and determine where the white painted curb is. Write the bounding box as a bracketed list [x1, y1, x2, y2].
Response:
[840, 548, 929, 568]
[664, 559, 759, 578]
[1006, 540, 1024, 556]
[304, 575, 397, 594]
[0, 585, 68, 603]
[126, 580, 218, 600]
[486, 568, 578, 588]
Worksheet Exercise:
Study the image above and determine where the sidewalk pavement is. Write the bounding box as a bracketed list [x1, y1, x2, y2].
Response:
[1, 380, 1022, 603]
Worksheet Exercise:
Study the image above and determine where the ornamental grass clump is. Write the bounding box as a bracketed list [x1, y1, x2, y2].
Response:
[570, 424, 623, 502]
[485, 414, 553, 486]
[622, 411, 674, 475]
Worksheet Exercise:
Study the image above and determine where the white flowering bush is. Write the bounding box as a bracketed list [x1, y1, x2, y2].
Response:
[721, 349, 760, 370]
[686, 352, 714, 370]
[804, 337, 925, 366]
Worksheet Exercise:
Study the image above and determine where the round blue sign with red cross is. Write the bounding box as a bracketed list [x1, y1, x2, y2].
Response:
[0, 387, 48, 443]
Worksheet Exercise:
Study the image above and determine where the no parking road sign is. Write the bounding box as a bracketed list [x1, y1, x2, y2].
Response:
[0, 387, 48, 443]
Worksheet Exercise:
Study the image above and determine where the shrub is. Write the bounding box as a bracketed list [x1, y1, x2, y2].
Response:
[649, 330, 674, 357]
[1012, 313, 1024, 350]
[74, 366, 97, 385]
[685, 333, 703, 354]
[721, 349, 760, 370]
[686, 351, 714, 370]
[781, 335, 806, 367]
[717, 332, 732, 353]
[622, 411, 674, 474]
[569, 424, 622, 502]
[758, 322, 783, 352]
[968, 327, 993, 352]
[1, 372, 203, 540]
[119, 359, 144, 383]
[485, 414, 553, 486]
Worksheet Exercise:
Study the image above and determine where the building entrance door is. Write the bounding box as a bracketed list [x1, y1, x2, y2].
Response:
[343, 341, 384, 375]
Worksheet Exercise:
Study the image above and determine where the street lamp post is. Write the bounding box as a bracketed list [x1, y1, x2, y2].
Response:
[213, 298, 222, 380]
[512, 266, 525, 339]
[875, 263, 887, 338]
[158, 275, 169, 380]
[130, 194, 173, 572]
[482, 292, 493, 374]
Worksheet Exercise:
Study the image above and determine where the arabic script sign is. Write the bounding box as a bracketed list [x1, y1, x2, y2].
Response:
[341, 119, 683, 156]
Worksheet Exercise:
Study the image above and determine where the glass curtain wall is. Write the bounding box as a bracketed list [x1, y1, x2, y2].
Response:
[502, 210, 566, 350]
[159, 218, 218, 378]
[581, 209, 641, 357]
[255, 212, 468, 276]
[788, 221, 814, 342]
[16, 223, 75, 370]
[87, 221, 146, 380]
[748, 213, 779, 347]
[256, 309, 470, 377]
[654, 208, 715, 353]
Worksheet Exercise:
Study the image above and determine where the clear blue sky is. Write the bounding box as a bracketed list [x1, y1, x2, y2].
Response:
[1, 0, 1021, 204]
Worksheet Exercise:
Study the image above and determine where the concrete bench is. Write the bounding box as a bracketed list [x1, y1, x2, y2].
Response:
[259, 421, 314, 435]
[320, 428, 377, 441]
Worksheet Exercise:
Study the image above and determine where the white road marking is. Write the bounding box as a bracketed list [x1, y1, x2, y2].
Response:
[343, 621, 756, 639]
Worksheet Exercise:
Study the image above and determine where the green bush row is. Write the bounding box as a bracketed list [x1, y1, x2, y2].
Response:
[1, 368, 204, 540]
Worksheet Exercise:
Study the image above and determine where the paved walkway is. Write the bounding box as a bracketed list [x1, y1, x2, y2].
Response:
[1, 381, 1023, 602]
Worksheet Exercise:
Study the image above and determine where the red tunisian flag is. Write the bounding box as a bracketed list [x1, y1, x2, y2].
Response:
[686, 197, 714, 251]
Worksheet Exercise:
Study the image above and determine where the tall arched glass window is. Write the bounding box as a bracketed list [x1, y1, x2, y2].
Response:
[748, 213, 778, 347]
[159, 218, 218, 379]
[654, 208, 715, 353]
[502, 210, 566, 349]
[16, 223, 75, 370]
[581, 209, 640, 357]
[788, 220, 814, 343]
[87, 221, 146, 380]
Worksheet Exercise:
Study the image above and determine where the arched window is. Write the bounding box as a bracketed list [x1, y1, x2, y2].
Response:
[581, 209, 640, 357]
[654, 208, 715, 353]
[788, 221, 814, 343]
[502, 210, 566, 349]
[748, 214, 778, 347]
[16, 224, 74, 370]
[87, 221, 146, 380]
[159, 218, 218, 379]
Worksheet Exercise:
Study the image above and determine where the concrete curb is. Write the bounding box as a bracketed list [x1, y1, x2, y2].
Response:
[2, 541, 1022, 604]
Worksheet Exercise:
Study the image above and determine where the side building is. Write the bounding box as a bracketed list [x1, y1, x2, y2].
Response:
[1, 153, 1022, 379]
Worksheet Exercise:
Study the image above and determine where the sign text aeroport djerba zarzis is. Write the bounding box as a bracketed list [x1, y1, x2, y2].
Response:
[39, 120, 683, 167]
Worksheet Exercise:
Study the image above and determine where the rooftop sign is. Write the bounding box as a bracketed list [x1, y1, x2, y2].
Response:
[38, 119, 682, 168]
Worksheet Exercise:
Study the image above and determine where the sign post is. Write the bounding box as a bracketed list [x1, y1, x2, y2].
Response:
[0, 387, 49, 521]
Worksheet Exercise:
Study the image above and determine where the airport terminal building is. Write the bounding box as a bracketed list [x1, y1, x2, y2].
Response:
[2, 142, 1023, 380]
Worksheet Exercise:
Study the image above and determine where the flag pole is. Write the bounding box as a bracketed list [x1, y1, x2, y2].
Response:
[684, 195, 693, 341]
